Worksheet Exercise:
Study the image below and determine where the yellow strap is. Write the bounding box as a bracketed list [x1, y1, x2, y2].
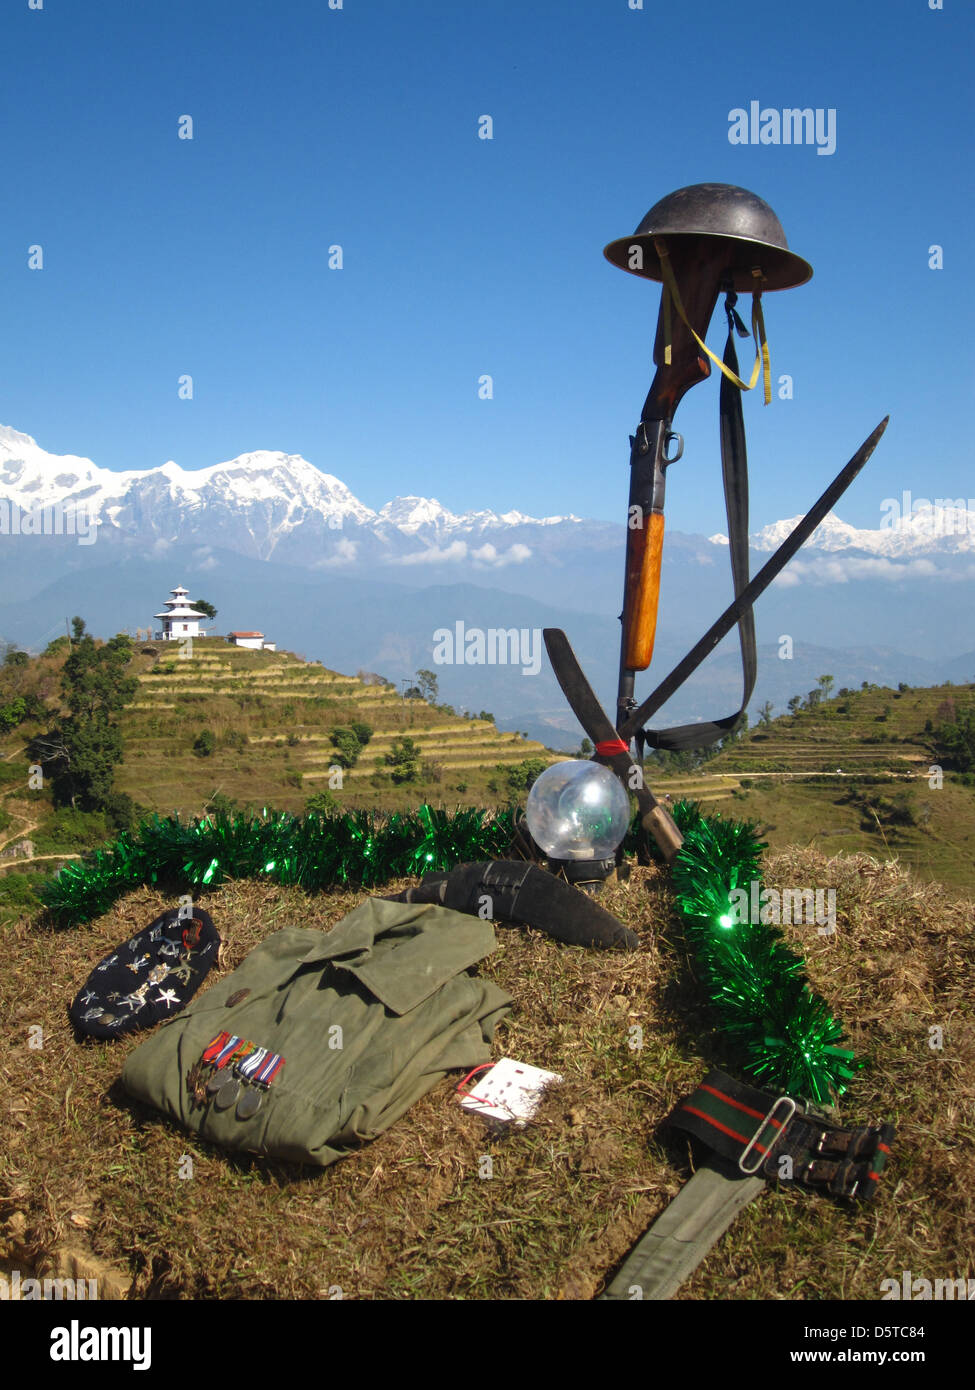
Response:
[662, 273, 673, 366]
[654, 238, 772, 405]
[751, 288, 771, 404]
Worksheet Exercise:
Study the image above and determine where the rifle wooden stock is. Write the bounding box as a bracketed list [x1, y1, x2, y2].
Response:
[622, 509, 665, 670]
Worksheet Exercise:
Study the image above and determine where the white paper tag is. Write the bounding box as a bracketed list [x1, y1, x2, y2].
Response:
[459, 1057, 563, 1128]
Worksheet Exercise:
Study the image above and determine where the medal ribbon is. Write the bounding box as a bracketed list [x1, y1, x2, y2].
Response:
[213, 1034, 248, 1070]
[202, 1032, 231, 1064]
[238, 1047, 268, 1080]
[204, 1034, 284, 1085]
[256, 1052, 285, 1086]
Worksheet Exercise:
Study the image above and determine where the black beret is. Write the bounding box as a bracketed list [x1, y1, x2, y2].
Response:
[69, 905, 220, 1039]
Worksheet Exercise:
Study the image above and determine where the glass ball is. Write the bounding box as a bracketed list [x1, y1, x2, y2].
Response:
[525, 760, 631, 860]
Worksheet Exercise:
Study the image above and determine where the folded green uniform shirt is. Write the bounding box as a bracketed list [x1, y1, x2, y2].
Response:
[121, 898, 512, 1166]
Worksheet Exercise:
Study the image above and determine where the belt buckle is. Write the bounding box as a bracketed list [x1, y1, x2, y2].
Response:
[738, 1095, 797, 1175]
[814, 1123, 860, 1158]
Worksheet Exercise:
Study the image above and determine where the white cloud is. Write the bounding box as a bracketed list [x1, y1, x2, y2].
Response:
[470, 542, 532, 568]
[390, 540, 470, 566]
[772, 555, 942, 587]
[385, 539, 532, 569]
[315, 537, 359, 567]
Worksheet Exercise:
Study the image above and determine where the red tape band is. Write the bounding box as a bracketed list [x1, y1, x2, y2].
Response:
[595, 739, 630, 757]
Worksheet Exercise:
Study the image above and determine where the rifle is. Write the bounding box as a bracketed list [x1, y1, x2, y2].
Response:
[617, 238, 733, 729]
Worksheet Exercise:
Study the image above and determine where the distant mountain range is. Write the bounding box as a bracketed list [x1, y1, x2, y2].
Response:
[2, 423, 973, 748]
[0, 422, 584, 570]
[5, 423, 975, 565]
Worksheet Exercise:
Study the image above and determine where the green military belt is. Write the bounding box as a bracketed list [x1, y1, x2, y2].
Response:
[601, 1069, 895, 1300]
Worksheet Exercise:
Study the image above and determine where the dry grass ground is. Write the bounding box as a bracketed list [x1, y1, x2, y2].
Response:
[1, 847, 973, 1301]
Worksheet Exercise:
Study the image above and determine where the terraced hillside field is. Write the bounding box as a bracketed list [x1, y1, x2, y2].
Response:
[706, 683, 967, 776]
[116, 638, 561, 816]
[650, 681, 975, 894]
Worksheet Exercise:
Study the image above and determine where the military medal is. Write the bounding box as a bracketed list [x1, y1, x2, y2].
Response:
[234, 1046, 268, 1119]
[198, 1033, 285, 1118]
[236, 1087, 262, 1119]
[201, 1031, 247, 1098]
[213, 1037, 262, 1113]
[236, 1047, 285, 1120]
[214, 1077, 240, 1109]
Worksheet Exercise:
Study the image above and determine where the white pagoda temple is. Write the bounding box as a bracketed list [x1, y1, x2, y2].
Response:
[154, 584, 207, 641]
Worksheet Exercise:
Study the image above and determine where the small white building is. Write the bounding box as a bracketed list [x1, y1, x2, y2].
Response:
[228, 630, 276, 652]
[154, 584, 207, 641]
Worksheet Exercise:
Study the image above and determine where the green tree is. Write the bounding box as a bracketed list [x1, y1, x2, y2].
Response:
[2, 646, 29, 668]
[931, 701, 975, 772]
[385, 736, 421, 784]
[414, 669, 439, 703]
[817, 674, 835, 700]
[330, 727, 362, 768]
[787, 695, 802, 716]
[757, 701, 774, 727]
[578, 737, 594, 757]
[60, 619, 137, 721]
[349, 721, 373, 747]
[102, 791, 139, 832]
[305, 789, 338, 816]
[193, 729, 216, 757]
[500, 756, 549, 797]
[39, 618, 138, 810]
[0, 697, 27, 732]
[193, 599, 217, 622]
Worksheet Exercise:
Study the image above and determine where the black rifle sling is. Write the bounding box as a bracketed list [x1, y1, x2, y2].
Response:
[619, 418, 888, 744]
[643, 293, 757, 752]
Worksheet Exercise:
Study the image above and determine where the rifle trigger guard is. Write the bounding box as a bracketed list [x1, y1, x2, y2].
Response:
[663, 430, 683, 465]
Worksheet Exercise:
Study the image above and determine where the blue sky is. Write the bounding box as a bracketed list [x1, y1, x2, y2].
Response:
[4, 0, 971, 535]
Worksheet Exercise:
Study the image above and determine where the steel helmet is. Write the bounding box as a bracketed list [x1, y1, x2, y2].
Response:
[603, 182, 813, 292]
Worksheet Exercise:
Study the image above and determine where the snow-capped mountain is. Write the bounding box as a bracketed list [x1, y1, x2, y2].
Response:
[5, 423, 971, 568]
[744, 506, 975, 556]
[0, 425, 582, 568]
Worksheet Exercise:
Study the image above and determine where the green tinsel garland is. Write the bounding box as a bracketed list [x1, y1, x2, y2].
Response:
[39, 805, 517, 925]
[666, 800, 856, 1103]
[39, 800, 855, 1103]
